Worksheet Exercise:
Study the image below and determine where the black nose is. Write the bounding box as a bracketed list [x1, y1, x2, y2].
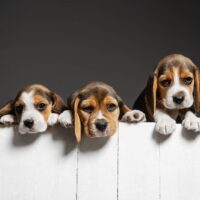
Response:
[24, 119, 34, 128]
[95, 119, 108, 132]
[173, 95, 185, 104]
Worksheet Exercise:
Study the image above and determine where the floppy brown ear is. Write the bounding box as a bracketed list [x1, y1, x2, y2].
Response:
[51, 93, 67, 114]
[67, 91, 82, 143]
[73, 97, 81, 143]
[67, 91, 79, 108]
[145, 74, 158, 119]
[115, 95, 131, 119]
[0, 101, 15, 117]
[193, 66, 200, 113]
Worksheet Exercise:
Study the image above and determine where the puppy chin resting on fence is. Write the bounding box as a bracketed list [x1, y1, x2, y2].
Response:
[0, 84, 67, 134]
[59, 81, 146, 143]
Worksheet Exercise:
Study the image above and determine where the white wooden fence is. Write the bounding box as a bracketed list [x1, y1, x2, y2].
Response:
[0, 122, 200, 200]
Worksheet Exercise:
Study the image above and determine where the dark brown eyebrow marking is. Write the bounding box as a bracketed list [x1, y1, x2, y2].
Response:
[157, 65, 168, 76]
[78, 92, 91, 100]
[186, 65, 195, 73]
[34, 90, 52, 103]
[79, 87, 117, 103]
[157, 58, 196, 76]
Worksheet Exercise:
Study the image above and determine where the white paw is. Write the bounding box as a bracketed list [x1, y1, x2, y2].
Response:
[121, 110, 146, 123]
[155, 118, 176, 135]
[182, 115, 200, 132]
[0, 114, 16, 126]
[48, 113, 59, 126]
[58, 110, 73, 128]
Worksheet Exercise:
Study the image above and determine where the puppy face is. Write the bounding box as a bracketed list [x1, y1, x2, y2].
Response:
[0, 84, 66, 134]
[146, 54, 200, 116]
[15, 90, 53, 134]
[158, 66, 194, 109]
[69, 82, 130, 142]
[78, 94, 120, 138]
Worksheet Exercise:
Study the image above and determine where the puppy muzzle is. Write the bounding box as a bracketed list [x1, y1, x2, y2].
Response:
[173, 93, 185, 104]
[95, 119, 108, 132]
[23, 119, 34, 129]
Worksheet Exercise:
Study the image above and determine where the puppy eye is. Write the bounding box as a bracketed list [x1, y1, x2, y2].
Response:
[82, 106, 94, 113]
[36, 103, 47, 111]
[107, 103, 117, 112]
[161, 79, 171, 87]
[183, 77, 193, 85]
[15, 105, 23, 114]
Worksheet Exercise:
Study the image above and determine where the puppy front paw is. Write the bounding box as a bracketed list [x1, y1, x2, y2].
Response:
[0, 114, 16, 126]
[121, 110, 146, 123]
[155, 118, 176, 135]
[58, 110, 73, 128]
[182, 115, 200, 132]
[48, 113, 59, 126]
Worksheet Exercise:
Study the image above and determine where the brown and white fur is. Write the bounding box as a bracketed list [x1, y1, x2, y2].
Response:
[0, 84, 67, 134]
[59, 82, 146, 142]
[133, 54, 200, 135]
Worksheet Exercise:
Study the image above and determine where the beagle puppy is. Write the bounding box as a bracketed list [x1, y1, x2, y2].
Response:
[59, 82, 146, 142]
[133, 54, 200, 135]
[0, 84, 67, 134]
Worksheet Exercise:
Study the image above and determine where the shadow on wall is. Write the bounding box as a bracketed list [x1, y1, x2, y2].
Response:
[10, 125, 77, 155]
[8, 124, 110, 154]
[2, 123, 200, 154]
[181, 128, 199, 141]
[152, 125, 200, 145]
[12, 126, 41, 146]
[79, 135, 110, 153]
[152, 130, 172, 144]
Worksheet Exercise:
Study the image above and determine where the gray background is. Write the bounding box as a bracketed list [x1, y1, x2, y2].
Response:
[0, 0, 199, 107]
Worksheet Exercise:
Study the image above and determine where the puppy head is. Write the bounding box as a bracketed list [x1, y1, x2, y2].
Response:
[146, 54, 200, 117]
[0, 84, 66, 133]
[68, 82, 130, 142]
